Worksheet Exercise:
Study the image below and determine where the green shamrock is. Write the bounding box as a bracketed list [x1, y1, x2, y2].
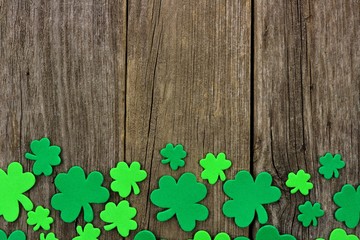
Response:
[333, 184, 360, 228]
[40, 233, 58, 240]
[160, 143, 187, 170]
[100, 200, 137, 237]
[316, 228, 359, 240]
[27, 205, 54, 231]
[25, 137, 61, 176]
[199, 152, 232, 184]
[73, 223, 101, 240]
[222, 171, 281, 227]
[150, 172, 209, 231]
[318, 153, 345, 179]
[0, 162, 35, 222]
[51, 166, 110, 223]
[134, 230, 156, 240]
[193, 230, 231, 240]
[285, 169, 313, 195]
[0, 230, 26, 240]
[255, 225, 296, 240]
[234, 238, 250, 240]
[110, 161, 147, 198]
[297, 201, 324, 227]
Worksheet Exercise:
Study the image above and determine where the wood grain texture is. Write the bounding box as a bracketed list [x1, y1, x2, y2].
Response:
[254, 0, 360, 239]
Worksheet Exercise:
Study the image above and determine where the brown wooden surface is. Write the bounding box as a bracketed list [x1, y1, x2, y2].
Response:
[0, 0, 359, 239]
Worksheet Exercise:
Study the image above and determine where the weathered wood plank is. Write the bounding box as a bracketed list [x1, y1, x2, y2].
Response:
[254, 0, 360, 239]
[0, 0, 126, 239]
[125, 0, 251, 238]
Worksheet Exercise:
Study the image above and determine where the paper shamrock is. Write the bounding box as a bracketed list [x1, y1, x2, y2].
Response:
[222, 171, 281, 227]
[0, 230, 26, 240]
[51, 166, 110, 223]
[318, 153, 345, 180]
[316, 228, 359, 240]
[100, 200, 137, 237]
[110, 161, 147, 198]
[134, 230, 156, 240]
[27, 205, 54, 231]
[193, 230, 231, 240]
[285, 169, 313, 195]
[40, 233, 58, 240]
[150, 172, 209, 231]
[0, 162, 35, 222]
[160, 143, 186, 170]
[333, 184, 360, 228]
[73, 223, 101, 240]
[297, 201, 324, 227]
[255, 225, 296, 240]
[25, 137, 61, 176]
[199, 152, 232, 184]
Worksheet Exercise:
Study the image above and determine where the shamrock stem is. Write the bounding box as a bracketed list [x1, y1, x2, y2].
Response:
[25, 153, 37, 160]
[34, 224, 40, 231]
[83, 204, 94, 222]
[157, 209, 175, 222]
[312, 217, 318, 226]
[334, 169, 339, 178]
[256, 205, 268, 224]
[219, 171, 226, 181]
[104, 223, 117, 231]
[18, 194, 34, 211]
[290, 187, 299, 194]
[132, 183, 140, 195]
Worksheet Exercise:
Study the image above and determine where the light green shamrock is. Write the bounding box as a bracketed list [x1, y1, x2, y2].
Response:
[286, 169, 313, 195]
[316, 228, 359, 240]
[73, 223, 101, 240]
[200, 152, 232, 184]
[297, 201, 324, 227]
[40, 232, 58, 240]
[193, 230, 231, 240]
[27, 205, 54, 231]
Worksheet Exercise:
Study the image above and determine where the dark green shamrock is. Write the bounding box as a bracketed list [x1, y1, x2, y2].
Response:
[222, 171, 281, 228]
[0, 230, 26, 240]
[25, 137, 61, 176]
[73, 223, 101, 240]
[297, 201, 324, 227]
[134, 230, 156, 240]
[333, 184, 360, 228]
[160, 143, 186, 170]
[150, 172, 208, 232]
[51, 166, 110, 223]
[255, 225, 296, 240]
[318, 153, 345, 179]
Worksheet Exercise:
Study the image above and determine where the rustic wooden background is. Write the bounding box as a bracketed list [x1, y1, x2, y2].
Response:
[0, 0, 359, 239]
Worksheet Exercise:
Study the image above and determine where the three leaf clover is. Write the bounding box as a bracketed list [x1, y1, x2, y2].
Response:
[27, 205, 54, 231]
[0, 230, 26, 240]
[100, 200, 137, 237]
[333, 184, 360, 228]
[134, 230, 156, 240]
[255, 225, 296, 240]
[222, 171, 281, 227]
[51, 166, 110, 223]
[40, 233, 59, 240]
[150, 172, 209, 231]
[73, 223, 101, 240]
[25, 137, 61, 176]
[297, 201, 324, 227]
[318, 153, 345, 179]
[110, 161, 147, 198]
[285, 169, 313, 195]
[316, 228, 359, 240]
[200, 152, 232, 184]
[160, 143, 187, 170]
[193, 230, 231, 240]
[0, 162, 35, 222]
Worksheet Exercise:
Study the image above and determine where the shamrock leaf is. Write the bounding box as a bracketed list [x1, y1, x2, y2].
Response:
[325, 228, 359, 240]
[234, 238, 250, 240]
[27, 205, 54, 231]
[193, 230, 231, 240]
[110, 161, 147, 198]
[318, 153, 345, 179]
[255, 225, 296, 240]
[0, 162, 35, 222]
[150, 172, 209, 231]
[100, 200, 137, 237]
[160, 143, 186, 170]
[73, 223, 101, 240]
[285, 169, 313, 195]
[297, 201, 324, 227]
[25, 137, 61, 176]
[333, 184, 360, 228]
[0, 230, 26, 240]
[134, 230, 156, 240]
[51, 166, 110, 223]
[222, 171, 281, 227]
[200, 152, 232, 184]
[40, 233, 58, 240]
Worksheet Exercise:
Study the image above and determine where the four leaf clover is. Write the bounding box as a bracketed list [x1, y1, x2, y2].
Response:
[150, 172, 209, 231]
[222, 171, 281, 227]
[27, 205, 54, 231]
[286, 169, 313, 195]
[160, 143, 187, 170]
[200, 152, 232, 184]
[40, 233, 59, 240]
[297, 201, 324, 227]
[0, 230, 26, 240]
[0, 162, 36, 222]
[73, 223, 101, 240]
[333, 184, 360, 228]
[51, 166, 110, 223]
[319, 153, 345, 180]
[25, 137, 61, 176]
[110, 161, 147, 198]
